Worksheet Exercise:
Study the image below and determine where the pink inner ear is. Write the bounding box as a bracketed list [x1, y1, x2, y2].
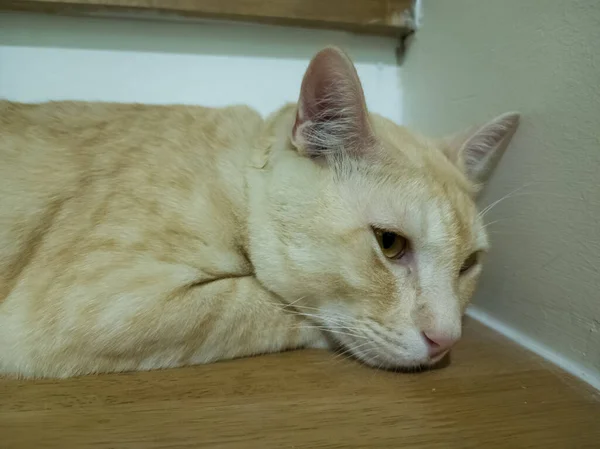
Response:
[292, 47, 374, 158]
[296, 62, 331, 123]
[440, 112, 520, 185]
[461, 113, 520, 183]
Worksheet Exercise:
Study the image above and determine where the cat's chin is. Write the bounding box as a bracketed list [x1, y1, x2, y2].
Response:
[356, 354, 433, 372]
[327, 342, 428, 372]
[352, 350, 449, 373]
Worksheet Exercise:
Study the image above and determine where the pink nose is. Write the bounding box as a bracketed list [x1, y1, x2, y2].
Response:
[422, 331, 459, 357]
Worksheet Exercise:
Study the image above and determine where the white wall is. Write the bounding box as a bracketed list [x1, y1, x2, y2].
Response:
[402, 0, 600, 388]
[0, 12, 402, 122]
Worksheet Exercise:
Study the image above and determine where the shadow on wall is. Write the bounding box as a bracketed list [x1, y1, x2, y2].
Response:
[0, 11, 397, 65]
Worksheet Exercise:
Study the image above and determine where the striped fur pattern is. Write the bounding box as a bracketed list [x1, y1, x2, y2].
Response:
[0, 48, 519, 377]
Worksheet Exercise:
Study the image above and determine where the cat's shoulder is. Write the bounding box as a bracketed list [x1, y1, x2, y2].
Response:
[206, 104, 264, 138]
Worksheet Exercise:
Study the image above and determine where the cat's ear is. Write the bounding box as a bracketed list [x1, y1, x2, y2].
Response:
[291, 47, 375, 159]
[441, 112, 520, 185]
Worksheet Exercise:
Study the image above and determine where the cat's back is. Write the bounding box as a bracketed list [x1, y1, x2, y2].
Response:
[0, 100, 263, 172]
[0, 100, 263, 196]
[0, 100, 263, 303]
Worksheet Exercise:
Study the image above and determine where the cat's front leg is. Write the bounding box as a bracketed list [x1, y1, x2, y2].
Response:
[173, 275, 330, 368]
[0, 274, 328, 378]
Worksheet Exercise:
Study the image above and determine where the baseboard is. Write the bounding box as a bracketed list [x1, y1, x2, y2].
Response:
[467, 306, 600, 392]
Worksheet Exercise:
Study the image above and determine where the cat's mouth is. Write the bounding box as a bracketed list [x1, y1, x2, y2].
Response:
[330, 338, 450, 372]
[297, 304, 452, 371]
[324, 327, 446, 372]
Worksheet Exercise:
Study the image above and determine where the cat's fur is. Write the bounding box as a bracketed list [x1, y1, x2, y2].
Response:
[0, 47, 519, 378]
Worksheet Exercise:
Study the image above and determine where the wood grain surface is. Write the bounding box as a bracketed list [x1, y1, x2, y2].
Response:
[0, 0, 414, 36]
[1, 319, 599, 448]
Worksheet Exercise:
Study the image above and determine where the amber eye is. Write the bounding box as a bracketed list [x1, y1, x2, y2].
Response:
[374, 229, 408, 260]
[460, 252, 479, 275]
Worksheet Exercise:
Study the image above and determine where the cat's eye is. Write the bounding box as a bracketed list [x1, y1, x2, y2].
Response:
[460, 252, 479, 275]
[374, 229, 408, 260]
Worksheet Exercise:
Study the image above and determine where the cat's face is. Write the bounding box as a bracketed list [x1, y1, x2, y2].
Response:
[314, 132, 487, 368]
[250, 47, 519, 370]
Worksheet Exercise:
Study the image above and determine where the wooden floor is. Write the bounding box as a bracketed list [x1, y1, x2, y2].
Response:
[1, 319, 598, 449]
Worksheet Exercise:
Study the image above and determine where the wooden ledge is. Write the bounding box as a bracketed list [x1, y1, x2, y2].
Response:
[0, 0, 415, 36]
[1, 319, 598, 448]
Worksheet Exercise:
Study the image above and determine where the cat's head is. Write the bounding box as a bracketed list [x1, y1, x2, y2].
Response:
[250, 47, 519, 369]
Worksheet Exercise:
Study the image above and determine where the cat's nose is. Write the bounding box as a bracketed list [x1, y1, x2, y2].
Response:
[422, 331, 459, 357]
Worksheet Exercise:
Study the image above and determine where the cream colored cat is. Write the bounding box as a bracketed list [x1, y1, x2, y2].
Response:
[0, 47, 519, 378]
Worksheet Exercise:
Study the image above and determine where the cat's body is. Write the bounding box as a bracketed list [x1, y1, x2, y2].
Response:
[0, 48, 519, 378]
[0, 101, 326, 377]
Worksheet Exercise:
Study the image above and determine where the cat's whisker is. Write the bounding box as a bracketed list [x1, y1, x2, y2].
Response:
[357, 346, 382, 373]
[328, 341, 372, 366]
[367, 354, 386, 383]
[477, 182, 574, 218]
[281, 303, 392, 343]
[480, 193, 526, 218]
[287, 303, 339, 314]
[324, 351, 355, 368]
[281, 303, 370, 325]
[272, 302, 346, 325]
[482, 217, 517, 229]
[486, 229, 543, 236]
[309, 318, 368, 335]
[281, 296, 307, 310]
[291, 311, 348, 327]
[285, 303, 327, 313]
[478, 182, 535, 217]
[291, 324, 367, 340]
[479, 185, 582, 219]
[341, 320, 377, 334]
[349, 342, 376, 359]
[326, 328, 368, 340]
[287, 305, 375, 329]
[334, 340, 371, 355]
[328, 341, 375, 369]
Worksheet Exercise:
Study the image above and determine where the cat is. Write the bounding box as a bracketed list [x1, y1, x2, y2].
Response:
[0, 47, 519, 378]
